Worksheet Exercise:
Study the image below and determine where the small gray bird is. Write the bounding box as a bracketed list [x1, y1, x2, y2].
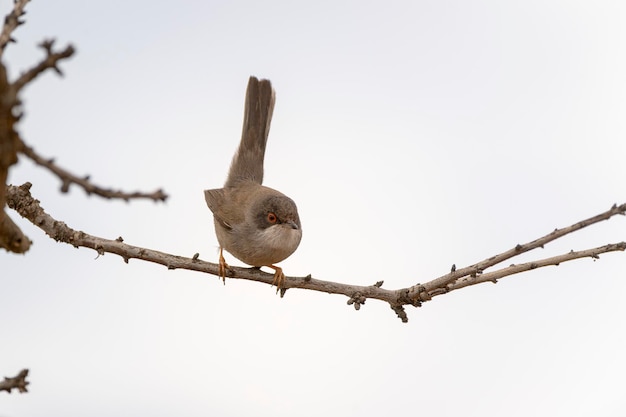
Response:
[204, 76, 302, 290]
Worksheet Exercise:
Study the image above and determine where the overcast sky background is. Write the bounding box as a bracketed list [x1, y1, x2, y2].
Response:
[2, 1, 626, 416]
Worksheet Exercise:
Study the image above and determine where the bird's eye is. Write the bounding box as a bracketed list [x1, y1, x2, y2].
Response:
[267, 212, 278, 224]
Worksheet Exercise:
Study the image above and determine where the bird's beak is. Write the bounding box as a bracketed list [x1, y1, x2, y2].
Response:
[285, 220, 299, 230]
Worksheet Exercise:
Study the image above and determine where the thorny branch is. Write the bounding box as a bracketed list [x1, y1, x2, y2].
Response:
[0, 369, 29, 394]
[21, 144, 168, 201]
[7, 182, 626, 323]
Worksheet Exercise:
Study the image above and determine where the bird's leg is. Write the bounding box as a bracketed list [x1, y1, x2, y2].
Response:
[267, 265, 285, 293]
[218, 247, 229, 284]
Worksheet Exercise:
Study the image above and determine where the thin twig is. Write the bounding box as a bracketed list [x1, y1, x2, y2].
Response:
[0, 369, 29, 394]
[20, 144, 168, 202]
[11, 39, 74, 94]
[447, 243, 626, 290]
[7, 182, 625, 322]
[0, 0, 30, 55]
[408, 203, 626, 301]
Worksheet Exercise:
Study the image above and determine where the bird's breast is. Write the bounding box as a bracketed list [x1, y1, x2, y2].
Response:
[230, 223, 302, 266]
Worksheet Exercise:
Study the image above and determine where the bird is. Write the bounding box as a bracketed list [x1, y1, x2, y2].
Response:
[204, 76, 302, 291]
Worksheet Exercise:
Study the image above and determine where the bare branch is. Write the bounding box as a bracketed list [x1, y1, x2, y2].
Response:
[408, 202, 626, 301]
[0, 369, 29, 394]
[20, 144, 168, 202]
[1, 38, 72, 254]
[11, 39, 75, 94]
[0, 0, 30, 55]
[0, 210, 31, 252]
[7, 182, 625, 322]
[0, 25, 161, 252]
[0, 48, 26, 251]
[448, 243, 626, 291]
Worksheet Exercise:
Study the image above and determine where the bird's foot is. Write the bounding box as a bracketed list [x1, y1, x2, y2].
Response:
[218, 248, 229, 285]
[268, 265, 285, 293]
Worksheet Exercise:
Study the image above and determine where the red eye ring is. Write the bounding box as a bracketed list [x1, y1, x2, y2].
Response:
[267, 212, 278, 224]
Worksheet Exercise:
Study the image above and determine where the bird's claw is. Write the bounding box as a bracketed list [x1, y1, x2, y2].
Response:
[218, 248, 229, 285]
[269, 265, 285, 294]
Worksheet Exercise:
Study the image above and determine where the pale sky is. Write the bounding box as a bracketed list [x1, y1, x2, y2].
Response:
[3, 1, 626, 416]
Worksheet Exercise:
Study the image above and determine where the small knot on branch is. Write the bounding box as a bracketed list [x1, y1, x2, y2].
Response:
[38, 38, 55, 53]
[416, 285, 428, 303]
[399, 288, 424, 307]
[470, 268, 483, 278]
[60, 179, 70, 193]
[347, 292, 366, 310]
[372, 280, 384, 288]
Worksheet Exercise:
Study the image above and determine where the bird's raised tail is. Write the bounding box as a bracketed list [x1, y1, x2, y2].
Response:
[225, 76, 275, 187]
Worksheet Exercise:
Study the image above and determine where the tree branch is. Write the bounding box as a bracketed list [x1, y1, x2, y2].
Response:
[447, 243, 626, 291]
[0, 32, 26, 252]
[407, 203, 626, 302]
[0, 369, 29, 394]
[6, 182, 625, 322]
[20, 143, 168, 201]
[0, 16, 163, 251]
[0, 211, 31, 252]
[1, 3, 73, 252]
[10, 39, 74, 95]
[0, 0, 29, 55]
